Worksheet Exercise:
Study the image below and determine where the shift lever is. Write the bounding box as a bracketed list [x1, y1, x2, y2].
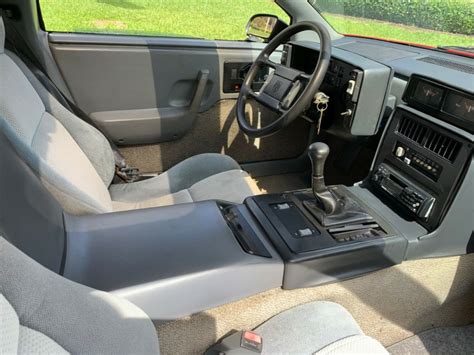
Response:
[308, 142, 338, 214]
[304, 142, 373, 227]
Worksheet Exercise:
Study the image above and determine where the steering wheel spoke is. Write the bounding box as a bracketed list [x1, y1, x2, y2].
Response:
[257, 54, 277, 69]
[299, 72, 311, 81]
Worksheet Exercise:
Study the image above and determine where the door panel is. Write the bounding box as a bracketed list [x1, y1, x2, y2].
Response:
[49, 34, 312, 172]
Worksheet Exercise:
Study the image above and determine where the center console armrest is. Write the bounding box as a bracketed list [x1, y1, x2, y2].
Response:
[62, 201, 283, 320]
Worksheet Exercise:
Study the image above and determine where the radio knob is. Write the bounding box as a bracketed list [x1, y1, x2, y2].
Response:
[395, 146, 406, 157]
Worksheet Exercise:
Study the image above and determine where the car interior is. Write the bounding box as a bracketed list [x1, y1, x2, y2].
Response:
[0, 0, 473, 354]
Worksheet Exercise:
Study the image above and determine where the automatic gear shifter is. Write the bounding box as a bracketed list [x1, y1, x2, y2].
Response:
[304, 142, 373, 227]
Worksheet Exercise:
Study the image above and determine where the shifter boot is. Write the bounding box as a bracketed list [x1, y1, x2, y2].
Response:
[303, 188, 373, 227]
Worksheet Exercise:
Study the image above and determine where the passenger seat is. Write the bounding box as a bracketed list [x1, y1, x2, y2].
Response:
[0, 237, 387, 354]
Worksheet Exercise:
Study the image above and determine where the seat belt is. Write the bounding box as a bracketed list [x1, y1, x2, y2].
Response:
[1, 10, 140, 182]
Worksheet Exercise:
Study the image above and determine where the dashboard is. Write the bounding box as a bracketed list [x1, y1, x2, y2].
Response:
[286, 39, 473, 233]
[284, 43, 392, 138]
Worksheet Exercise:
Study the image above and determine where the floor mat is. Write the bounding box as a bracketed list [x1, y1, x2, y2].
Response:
[254, 172, 311, 194]
[388, 324, 474, 355]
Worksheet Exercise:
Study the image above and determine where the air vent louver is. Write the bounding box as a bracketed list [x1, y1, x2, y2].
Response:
[424, 130, 460, 162]
[397, 117, 461, 162]
[397, 116, 427, 145]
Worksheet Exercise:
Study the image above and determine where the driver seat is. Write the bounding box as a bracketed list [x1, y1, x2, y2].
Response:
[0, 18, 261, 215]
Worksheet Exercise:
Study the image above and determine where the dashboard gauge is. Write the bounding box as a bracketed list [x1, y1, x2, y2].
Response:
[413, 82, 444, 108]
[403, 75, 474, 134]
[444, 92, 474, 122]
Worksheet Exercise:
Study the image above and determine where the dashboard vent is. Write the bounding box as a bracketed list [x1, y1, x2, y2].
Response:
[397, 116, 461, 162]
[424, 130, 461, 162]
[417, 57, 474, 74]
[397, 116, 428, 145]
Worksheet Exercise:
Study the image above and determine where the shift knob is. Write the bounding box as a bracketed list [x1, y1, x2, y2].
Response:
[308, 142, 338, 214]
[308, 142, 330, 177]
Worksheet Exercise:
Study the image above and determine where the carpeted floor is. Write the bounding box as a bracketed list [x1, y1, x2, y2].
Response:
[120, 100, 311, 173]
[156, 254, 474, 355]
[388, 324, 474, 354]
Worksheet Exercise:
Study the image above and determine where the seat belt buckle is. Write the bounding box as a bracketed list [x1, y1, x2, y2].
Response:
[116, 166, 140, 183]
[205, 330, 263, 354]
[241, 331, 263, 353]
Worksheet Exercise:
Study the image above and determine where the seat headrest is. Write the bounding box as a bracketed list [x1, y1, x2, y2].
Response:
[0, 17, 4, 54]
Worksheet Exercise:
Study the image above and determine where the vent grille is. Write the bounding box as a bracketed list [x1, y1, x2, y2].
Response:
[417, 57, 474, 74]
[398, 117, 428, 144]
[424, 130, 461, 162]
[397, 117, 461, 162]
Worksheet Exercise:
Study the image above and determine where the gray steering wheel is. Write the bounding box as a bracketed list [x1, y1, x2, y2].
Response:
[237, 21, 332, 138]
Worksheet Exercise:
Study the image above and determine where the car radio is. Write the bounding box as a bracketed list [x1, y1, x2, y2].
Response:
[372, 163, 435, 219]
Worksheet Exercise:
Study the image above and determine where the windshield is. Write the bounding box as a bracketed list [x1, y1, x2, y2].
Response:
[308, 0, 473, 50]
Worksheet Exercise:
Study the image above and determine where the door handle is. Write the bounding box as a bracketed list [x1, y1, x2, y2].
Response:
[189, 69, 210, 113]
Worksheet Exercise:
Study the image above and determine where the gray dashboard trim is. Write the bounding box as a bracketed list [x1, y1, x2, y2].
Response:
[333, 37, 474, 93]
[291, 40, 392, 135]
[406, 157, 474, 258]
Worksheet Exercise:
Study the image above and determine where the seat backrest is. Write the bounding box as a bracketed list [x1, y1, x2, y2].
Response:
[0, 17, 115, 215]
[0, 237, 160, 354]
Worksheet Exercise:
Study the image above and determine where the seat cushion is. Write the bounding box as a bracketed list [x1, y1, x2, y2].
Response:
[110, 153, 261, 210]
[255, 301, 387, 354]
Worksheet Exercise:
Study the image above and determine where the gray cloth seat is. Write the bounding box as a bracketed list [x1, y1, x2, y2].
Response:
[0, 237, 159, 354]
[0, 237, 387, 354]
[255, 301, 388, 354]
[110, 153, 261, 211]
[0, 17, 260, 216]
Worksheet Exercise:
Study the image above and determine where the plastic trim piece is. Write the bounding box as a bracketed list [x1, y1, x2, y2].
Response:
[63, 201, 283, 320]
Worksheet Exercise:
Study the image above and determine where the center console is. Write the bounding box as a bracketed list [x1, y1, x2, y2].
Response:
[227, 76, 473, 291]
[235, 142, 407, 289]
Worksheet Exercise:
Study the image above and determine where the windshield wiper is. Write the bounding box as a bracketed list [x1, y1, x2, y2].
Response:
[437, 45, 474, 54]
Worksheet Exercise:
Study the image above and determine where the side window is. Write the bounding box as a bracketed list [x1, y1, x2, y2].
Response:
[39, 0, 290, 41]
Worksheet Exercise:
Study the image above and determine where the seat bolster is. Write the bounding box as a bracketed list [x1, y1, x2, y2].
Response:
[6, 50, 116, 187]
[255, 301, 364, 355]
[110, 153, 242, 203]
[113, 189, 193, 211]
[188, 169, 261, 204]
[316, 335, 388, 354]
[0, 238, 160, 354]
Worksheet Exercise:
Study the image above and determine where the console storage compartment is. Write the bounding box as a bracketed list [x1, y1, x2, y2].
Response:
[63, 201, 283, 320]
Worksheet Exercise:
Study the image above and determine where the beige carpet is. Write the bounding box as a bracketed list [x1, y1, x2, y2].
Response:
[156, 254, 474, 355]
[120, 100, 312, 173]
[388, 324, 474, 354]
